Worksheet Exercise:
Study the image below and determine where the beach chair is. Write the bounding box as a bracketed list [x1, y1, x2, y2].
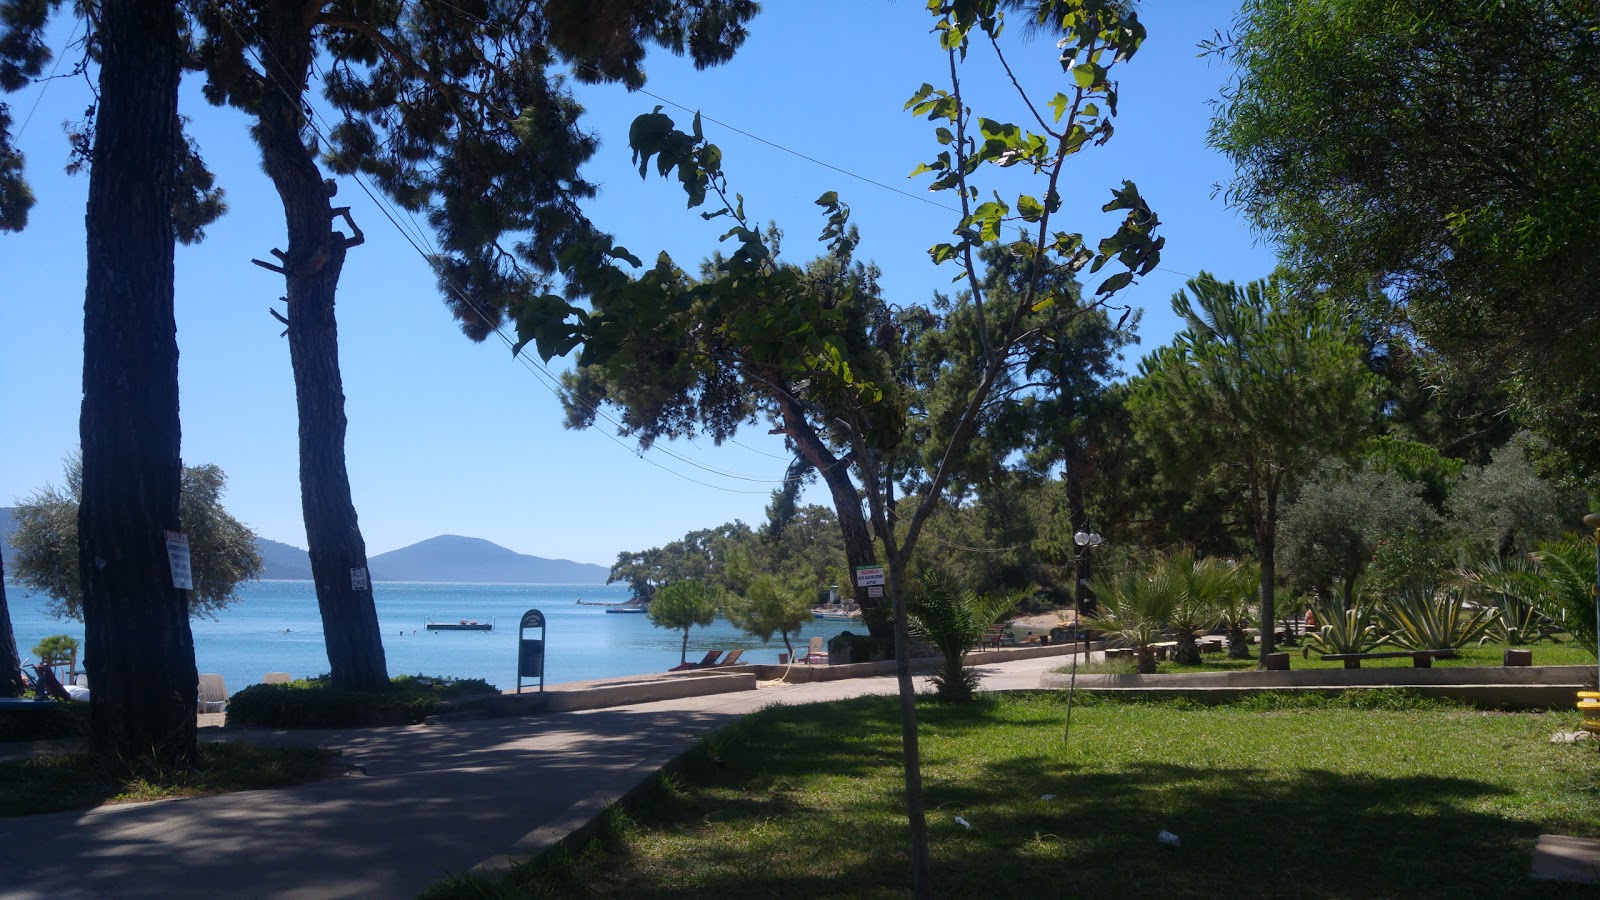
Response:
[805, 636, 829, 665]
[262, 672, 292, 684]
[197, 673, 228, 713]
[716, 649, 744, 667]
[669, 651, 724, 672]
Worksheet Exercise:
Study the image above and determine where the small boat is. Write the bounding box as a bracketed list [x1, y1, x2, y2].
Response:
[604, 607, 648, 614]
[812, 609, 862, 621]
[425, 617, 494, 631]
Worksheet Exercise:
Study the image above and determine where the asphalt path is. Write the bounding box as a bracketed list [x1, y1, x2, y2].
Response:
[0, 654, 1075, 899]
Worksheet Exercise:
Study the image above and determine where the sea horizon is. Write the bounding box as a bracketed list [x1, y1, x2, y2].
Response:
[7, 579, 851, 696]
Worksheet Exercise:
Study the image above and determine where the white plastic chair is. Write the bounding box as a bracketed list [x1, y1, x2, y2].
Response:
[197, 673, 228, 713]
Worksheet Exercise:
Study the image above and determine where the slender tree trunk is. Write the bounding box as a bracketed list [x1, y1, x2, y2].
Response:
[0, 555, 25, 696]
[680, 627, 689, 666]
[78, 0, 197, 764]
[887, 554, 933, 899]
[254, 2, 388, 691]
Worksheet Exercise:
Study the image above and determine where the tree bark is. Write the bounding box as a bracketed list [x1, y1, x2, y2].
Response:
[0, 555, 24, 696]
[78, 0, 197, 764]
[887, 554, 933, 899]
[774, 394, 890, 639]
[255, 1, 388, 691]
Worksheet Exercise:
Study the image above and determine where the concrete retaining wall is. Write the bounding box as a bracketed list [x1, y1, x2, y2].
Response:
[738, 641, 1106, 683]
[1039, 665, 1597, 710]
[436, 672, 758, 721]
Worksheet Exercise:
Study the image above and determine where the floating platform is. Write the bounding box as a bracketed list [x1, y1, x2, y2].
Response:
[426, 618, 494, 631]
[604, 607, 647, 615]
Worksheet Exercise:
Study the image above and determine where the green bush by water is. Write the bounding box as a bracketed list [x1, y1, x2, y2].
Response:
[226, 673, 497, 729]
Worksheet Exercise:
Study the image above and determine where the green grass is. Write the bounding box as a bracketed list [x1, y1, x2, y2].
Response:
[1056, 640, 1598, 676]
[0, 741, 339, 816]
[426, 692, 1600, 899]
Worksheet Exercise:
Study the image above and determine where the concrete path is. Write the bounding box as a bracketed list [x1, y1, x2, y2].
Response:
[0, 655, 1073, 899]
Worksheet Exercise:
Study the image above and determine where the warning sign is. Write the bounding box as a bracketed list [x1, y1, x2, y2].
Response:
[855, 565, 885, 587]
[164, 530, 193, 590]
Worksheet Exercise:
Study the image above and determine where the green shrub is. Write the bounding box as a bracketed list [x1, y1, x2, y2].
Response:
[1374, 588, 1498, 651]
[30, 634, 79, 662]
[826, 631, 894, 665]
[0, 700, 89, 743]
[226, 673, 497, 729]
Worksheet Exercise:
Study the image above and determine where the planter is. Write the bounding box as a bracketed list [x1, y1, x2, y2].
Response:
[1504, 648, 1533, 667]
[1263, 652, 1290, 671]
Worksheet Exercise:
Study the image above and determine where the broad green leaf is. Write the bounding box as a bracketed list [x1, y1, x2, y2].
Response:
[1047, 92, 1070, 122]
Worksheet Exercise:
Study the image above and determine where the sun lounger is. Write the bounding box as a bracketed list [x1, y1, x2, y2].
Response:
[669, 650, 725, 672]
[262, 672, 292, 684]
[197, 673, 228, 713]
[715, 649, 744, 667]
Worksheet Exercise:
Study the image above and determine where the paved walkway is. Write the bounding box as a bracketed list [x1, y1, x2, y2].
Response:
[0, 655, 1074, 899]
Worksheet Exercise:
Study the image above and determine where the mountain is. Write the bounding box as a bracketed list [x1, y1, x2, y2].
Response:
[367, 535, 609, 584]
[256, 537, 315, 580]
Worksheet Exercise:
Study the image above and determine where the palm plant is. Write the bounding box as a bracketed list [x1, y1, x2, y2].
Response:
[1301, 585, 1381, 658]
[1216, 560, 1259, 659]
[1453, 555, 1553, 645]
[906, 572, 1026, 702]
[1083, 562, 1183, 674]
[1166, 551, 1232, 665]
[1373, 587, 1499, 651]
[1528, 537, 1599, 655]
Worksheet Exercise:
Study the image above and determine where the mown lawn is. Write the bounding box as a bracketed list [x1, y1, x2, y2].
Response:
[1057, 640, 1597, 675]
[430, 692, 1600, 899]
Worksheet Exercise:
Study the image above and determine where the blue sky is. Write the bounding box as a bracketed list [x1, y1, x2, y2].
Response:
[0, 1, 1276, 567]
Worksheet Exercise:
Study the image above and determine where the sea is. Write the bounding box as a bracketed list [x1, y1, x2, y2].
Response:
[6, 580, 855, 692]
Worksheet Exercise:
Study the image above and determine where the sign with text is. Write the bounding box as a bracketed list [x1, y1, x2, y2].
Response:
[855, 565, 885, 587]
[350, 567, 370, 591]
[164, 530, 193, 590]
[868, 585, 883, 598]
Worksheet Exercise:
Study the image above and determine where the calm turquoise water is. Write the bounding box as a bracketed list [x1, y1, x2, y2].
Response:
[6, 580, 852, 692]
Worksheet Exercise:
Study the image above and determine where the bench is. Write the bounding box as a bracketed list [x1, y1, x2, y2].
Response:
[1150, 641, 1178, 661]
[1320, 649, 1458, 669]
[1197, 636, 1225, 653]
[982, 627, 1008, 650]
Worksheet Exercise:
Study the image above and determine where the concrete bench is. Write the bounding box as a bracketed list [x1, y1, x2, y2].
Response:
[1321, 649, 1457, 670]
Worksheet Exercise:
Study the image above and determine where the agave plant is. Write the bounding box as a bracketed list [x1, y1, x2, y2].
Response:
[1083, 562, 1183, 674]
[1373, 587, 1499, 651]
[1301, 586, 1381, 658]
[907, 572, 1026, 702]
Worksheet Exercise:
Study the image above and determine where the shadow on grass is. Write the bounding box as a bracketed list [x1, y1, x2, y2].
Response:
[449, 695, 1598, 900]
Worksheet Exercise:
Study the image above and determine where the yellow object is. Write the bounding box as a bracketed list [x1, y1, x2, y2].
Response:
[1580, 693, 1600, 734]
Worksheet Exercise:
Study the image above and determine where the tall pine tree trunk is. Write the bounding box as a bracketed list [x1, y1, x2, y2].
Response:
[1257, 483, 1278, 661]
[254, 2, 388, 691]
[776, 394, 890, 640]
[0, 555, 24, 697]
[78, 0, 198, 763]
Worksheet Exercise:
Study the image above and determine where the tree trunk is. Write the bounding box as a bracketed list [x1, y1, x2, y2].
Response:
[1174, 629, 1201, 666]
[78, 0, 197, 764]
[1135, 645, 1157, 674]
[254, 2, 388, 691]
[680, 627, 689, 665]
[775, 394, 890, 639]
[0, 555, 25, 697]
[887, 554, 934, 899]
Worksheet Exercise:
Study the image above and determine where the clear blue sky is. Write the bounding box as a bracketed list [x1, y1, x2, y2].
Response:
[0, 1, 1275, 567]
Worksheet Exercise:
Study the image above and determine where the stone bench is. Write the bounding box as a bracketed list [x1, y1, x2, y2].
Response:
[1320, 649, 1457, 670]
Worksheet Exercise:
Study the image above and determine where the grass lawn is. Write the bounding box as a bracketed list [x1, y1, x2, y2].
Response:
[0, 742, 339, 816]
[1057, 641, 1598, 676]
[430, 692, 1600, 899]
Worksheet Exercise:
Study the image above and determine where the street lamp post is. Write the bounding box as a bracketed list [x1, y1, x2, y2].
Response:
[1064, 529, 1102, 743]
[1584, 514, 1600, 695]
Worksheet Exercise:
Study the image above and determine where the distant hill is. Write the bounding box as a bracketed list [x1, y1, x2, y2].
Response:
[3, 514, 603, 585]
[256, 537, 315, 580]
[368, 534, 609, 584]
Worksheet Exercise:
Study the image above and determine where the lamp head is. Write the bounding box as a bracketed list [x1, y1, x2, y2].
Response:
[1586, 513, 1600, 529]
